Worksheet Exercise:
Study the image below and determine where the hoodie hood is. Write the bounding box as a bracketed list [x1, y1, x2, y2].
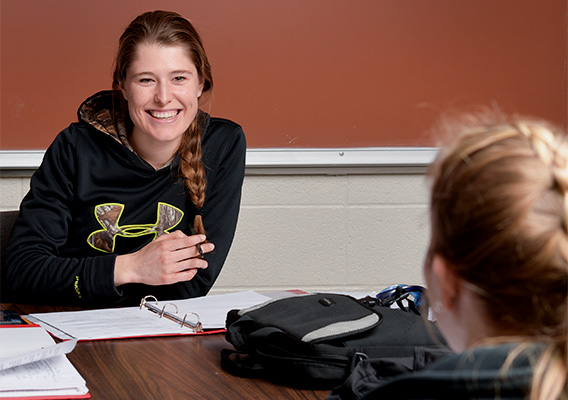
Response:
[78, 90, 133, 150]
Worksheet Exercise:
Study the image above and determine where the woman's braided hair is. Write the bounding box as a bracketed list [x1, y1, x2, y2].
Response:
[428, 113, 568, 399]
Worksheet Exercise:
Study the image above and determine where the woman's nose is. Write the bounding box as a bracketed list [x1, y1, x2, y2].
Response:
[154, 82, 172, 105]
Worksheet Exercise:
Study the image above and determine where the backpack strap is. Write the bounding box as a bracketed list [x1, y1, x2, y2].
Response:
[220, 349, 268, 379]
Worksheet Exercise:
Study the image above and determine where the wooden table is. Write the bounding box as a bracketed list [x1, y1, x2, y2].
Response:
[1, 303, 329, 400]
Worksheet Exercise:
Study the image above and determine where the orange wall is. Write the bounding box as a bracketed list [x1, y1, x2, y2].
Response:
[1, 0, 566, 149]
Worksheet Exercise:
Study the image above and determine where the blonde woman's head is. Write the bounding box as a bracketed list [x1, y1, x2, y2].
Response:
[426, 113, 567, 399]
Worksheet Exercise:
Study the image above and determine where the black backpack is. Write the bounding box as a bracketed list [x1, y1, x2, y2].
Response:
[222, 293, 452, 389]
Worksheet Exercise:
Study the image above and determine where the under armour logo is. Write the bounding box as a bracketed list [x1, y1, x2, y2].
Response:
[87, 202, 184, 253]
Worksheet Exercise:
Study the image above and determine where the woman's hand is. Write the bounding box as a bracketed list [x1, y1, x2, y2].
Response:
[114, 230, 214, 287]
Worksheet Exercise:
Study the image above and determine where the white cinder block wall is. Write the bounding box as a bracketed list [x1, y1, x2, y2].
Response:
[1, 165, 431, 295]
[216, 171, 430, 294]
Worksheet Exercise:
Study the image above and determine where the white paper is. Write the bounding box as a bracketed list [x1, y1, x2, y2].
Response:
[27, 291, 272, 341]
[0, 356, 87, 391]
[0, 326, 88, 398]
[0, 328, 77, 371]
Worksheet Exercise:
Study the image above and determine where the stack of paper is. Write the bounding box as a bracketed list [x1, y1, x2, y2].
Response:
[0, 325, 89, 399]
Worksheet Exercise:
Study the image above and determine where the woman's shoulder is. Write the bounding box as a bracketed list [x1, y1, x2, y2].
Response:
[206, 116, 245, 138]
[357, 343, 538, 400]
[202, 115, 246, 153]
[432, 342, 543, 371]
[209, 116, 243, 128]
[43, 121, 96, 152]
[45, 121, 129, 168]
[53, 120, 107, 142]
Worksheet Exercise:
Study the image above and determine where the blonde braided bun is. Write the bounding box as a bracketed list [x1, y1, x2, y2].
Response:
[515, 121, 568, 239]
[427, 113, 568, 400]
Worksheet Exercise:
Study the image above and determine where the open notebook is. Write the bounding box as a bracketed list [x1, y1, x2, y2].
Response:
[25, 291, 272, 341]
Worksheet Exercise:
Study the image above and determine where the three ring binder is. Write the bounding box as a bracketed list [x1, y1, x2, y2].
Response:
[26, 291, 272, 341]
[140, 295, 203, 332]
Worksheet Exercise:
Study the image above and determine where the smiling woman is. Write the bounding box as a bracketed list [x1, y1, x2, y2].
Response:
[3, 11, 247, 307]
[119, 43, 205, 169]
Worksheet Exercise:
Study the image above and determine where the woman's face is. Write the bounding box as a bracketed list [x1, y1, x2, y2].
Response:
[120, 42, 204, 150]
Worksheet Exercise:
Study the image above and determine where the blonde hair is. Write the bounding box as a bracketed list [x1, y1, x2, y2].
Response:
[428, 113, 568, 399]
[112, 10, 212, 234]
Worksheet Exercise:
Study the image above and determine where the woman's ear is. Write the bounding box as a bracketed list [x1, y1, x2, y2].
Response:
[118, 82, 128, 101]
[431, 255, 461, 311]
[197, 80, 204, 99]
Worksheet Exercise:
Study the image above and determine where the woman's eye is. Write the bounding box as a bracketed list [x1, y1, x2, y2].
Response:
[139, 78, 153, 84]
[173, 76, 186, 82]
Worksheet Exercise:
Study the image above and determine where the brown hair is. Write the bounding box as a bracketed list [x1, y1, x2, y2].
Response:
[427, 113, 568, 399]
[112, 10, 213, 234]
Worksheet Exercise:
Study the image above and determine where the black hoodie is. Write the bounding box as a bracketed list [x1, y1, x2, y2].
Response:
[4, 91, 246, 307]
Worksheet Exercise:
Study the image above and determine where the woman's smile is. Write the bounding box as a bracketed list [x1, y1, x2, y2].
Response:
[148, 109, 181, 120]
